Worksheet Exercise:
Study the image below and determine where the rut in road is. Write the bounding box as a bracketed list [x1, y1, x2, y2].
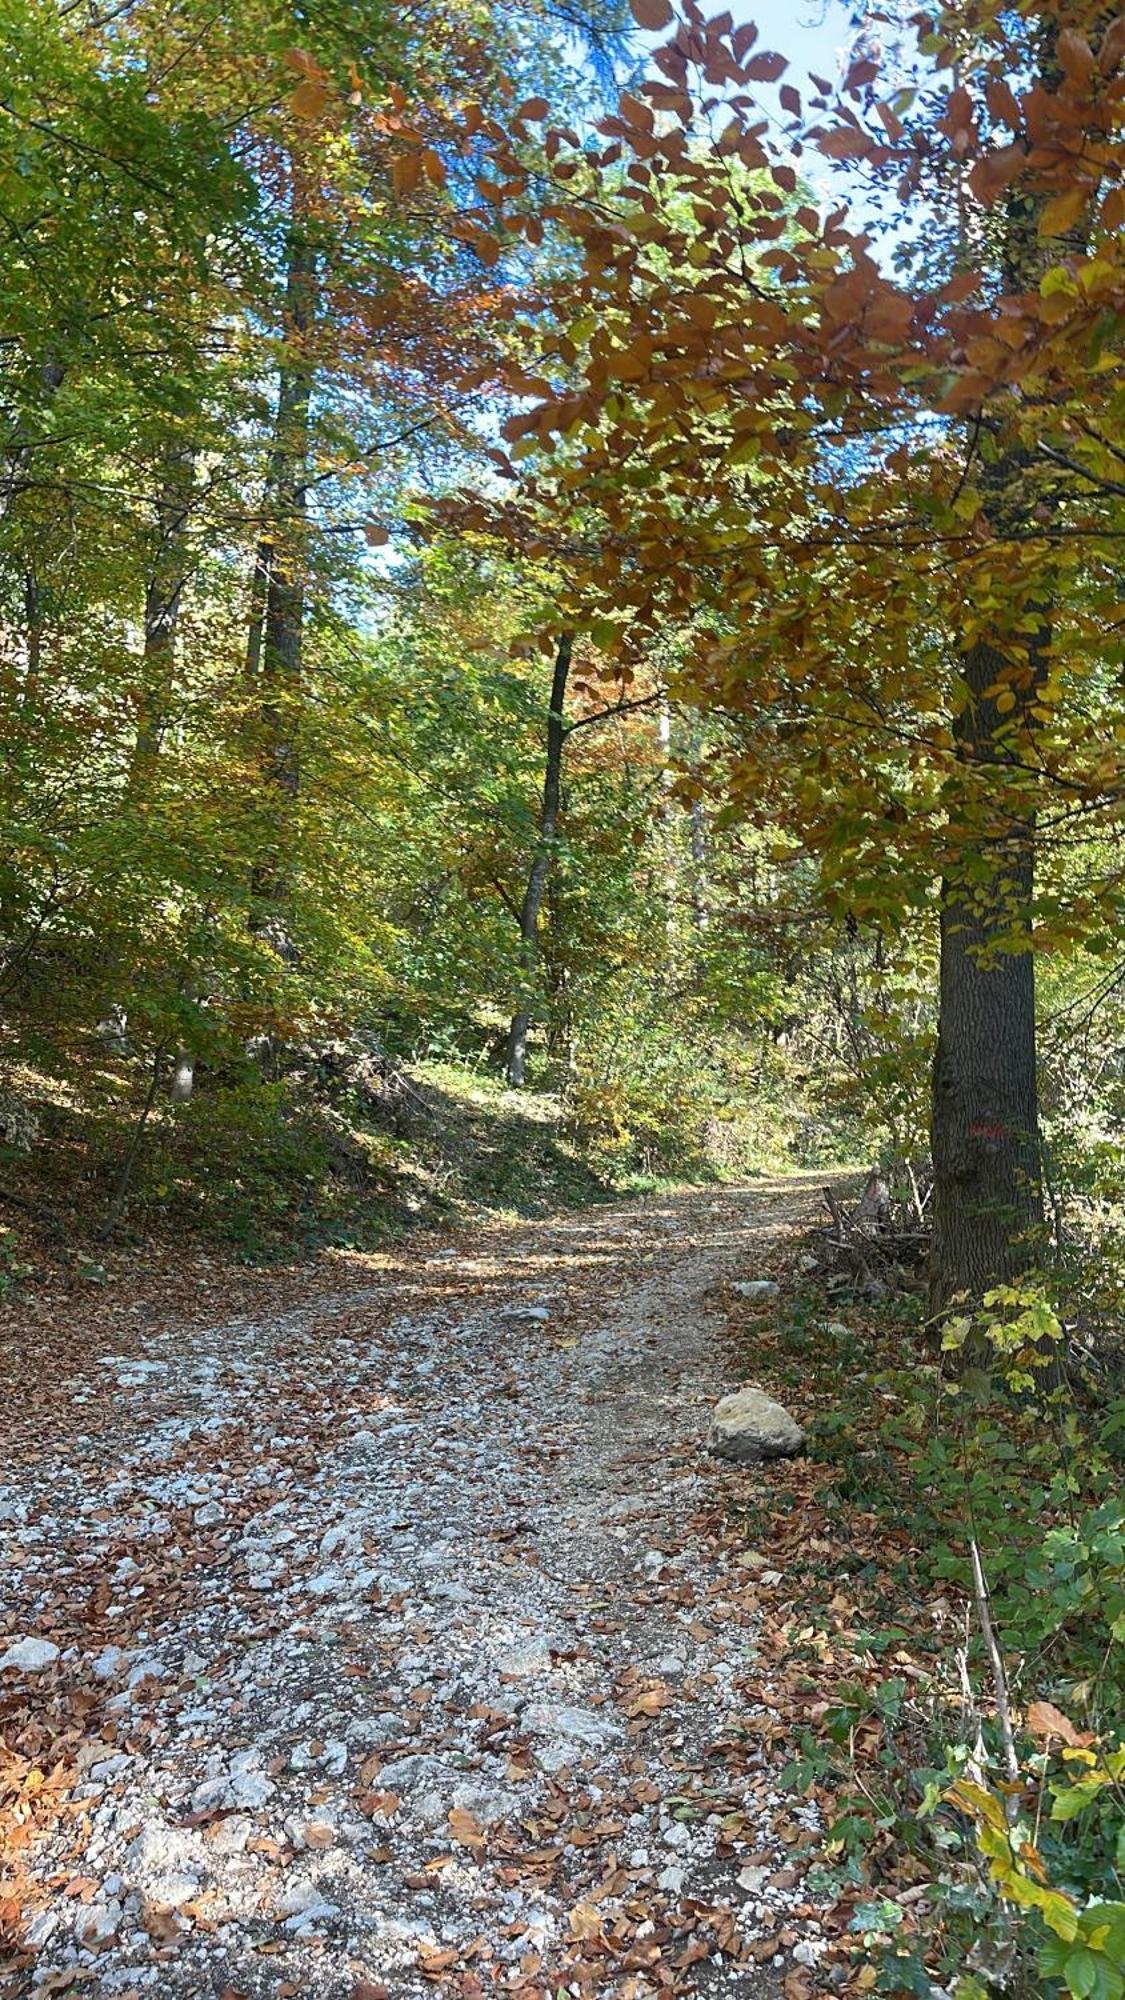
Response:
[1, 1180, 827, 1999]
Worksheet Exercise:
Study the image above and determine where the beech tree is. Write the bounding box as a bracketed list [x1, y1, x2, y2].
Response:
[457, 0, 1125, 1300]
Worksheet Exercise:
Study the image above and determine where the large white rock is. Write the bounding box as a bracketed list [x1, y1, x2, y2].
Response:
[707, 1387, 805, 1463]
[0, 1637, 60, 1672]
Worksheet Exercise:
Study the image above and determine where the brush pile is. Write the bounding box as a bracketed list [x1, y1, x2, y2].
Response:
[808, 1165, 932, 1298]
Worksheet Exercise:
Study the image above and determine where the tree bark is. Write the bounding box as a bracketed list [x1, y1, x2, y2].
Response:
[505, 632, 573, 1087]
[247, 211, 315, 925]
[930, 632, 1045, 1305]
[130, 443, 195, 784]
[930, 179, 1050, 1308]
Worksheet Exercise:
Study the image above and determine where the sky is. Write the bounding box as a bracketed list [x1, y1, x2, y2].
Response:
[730, 0, 858, 89]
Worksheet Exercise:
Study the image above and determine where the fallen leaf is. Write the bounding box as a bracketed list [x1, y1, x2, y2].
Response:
[449, 1805, 485, 1847]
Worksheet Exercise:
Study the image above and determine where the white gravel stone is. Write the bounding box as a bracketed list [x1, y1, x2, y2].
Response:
[0, 1636, 60, 1672]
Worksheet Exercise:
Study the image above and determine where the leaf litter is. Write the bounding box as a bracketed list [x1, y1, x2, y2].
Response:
[1, 1181, 835, 1998]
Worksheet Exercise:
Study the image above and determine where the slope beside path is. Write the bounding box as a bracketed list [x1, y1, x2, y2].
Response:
[1, 1180, 829, 1999]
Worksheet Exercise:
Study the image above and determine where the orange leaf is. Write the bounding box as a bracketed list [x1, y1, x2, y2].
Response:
[1058, 29, 1095, 86]
[1038, 186, 1088, 237]
[1100, 15, 1125, 74]
[985, 77, 1022, 130]
[818, 125, 873, 160]
[1025, 1701, 1088, 1747]
[392, 153, 422, 196]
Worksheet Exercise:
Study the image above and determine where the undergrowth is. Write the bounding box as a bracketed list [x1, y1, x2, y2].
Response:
[727, 1279, 1125, 2000]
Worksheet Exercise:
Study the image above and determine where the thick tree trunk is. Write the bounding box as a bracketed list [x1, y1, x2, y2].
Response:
[931, 639, 1045, 1305]
[505, 632, 572, 1087]
[929, 157, 1055, 1310]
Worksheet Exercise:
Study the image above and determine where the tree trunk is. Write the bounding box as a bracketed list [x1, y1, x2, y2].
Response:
[930, 635, 1045, 1305]
[247, 211, 315, 926]
[505, 632, 573, 1087]
[131, 444, 195, 784]
[929, 169, 1053, 1309]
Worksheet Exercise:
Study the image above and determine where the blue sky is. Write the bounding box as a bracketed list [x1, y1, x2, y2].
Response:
[730, 0, 857, 88]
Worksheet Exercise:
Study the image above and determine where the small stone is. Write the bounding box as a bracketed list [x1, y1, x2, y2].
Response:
[522, 1701, 618, 1747]
[207, 1814, 252, 1855]
[320, 1737, 348, 1776]
[89, 1752, 133, 1781]
[0, 1636, 60, 1672]
[793, 1940, 824, 1967]
[707, 1387, 805, 1464]
[276, 1880, 340, 1923]
[500, 1304, 550, 1322]
[128, 1825, 199, 1877]
[148, 1871, 200, 1909]
[498, 1634, 554, 1677]
[75, 1898, 122, 1944]
[91, 1645, 129, 1681]
[737, 1864, 769, 1893]
[731, 1280, 779, 1301]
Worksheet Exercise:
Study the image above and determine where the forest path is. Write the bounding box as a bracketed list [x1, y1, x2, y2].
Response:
[2, 1179, 829, 2000]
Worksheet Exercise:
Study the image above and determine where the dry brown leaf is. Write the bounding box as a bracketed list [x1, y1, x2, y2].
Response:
[448, 1805, 485, 1846]
[629, 0, 673, 28]
[626, 1683, 672, 1717]
[569, 1901, 604, 1939]
[1025, 1700, 1090, 1747]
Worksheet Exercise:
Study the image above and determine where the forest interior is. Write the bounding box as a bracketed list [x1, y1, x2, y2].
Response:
[1, 0, 1124, 1996]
